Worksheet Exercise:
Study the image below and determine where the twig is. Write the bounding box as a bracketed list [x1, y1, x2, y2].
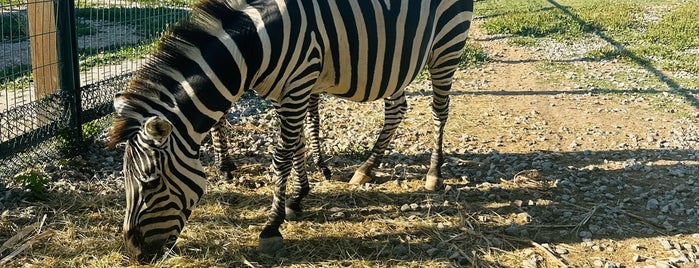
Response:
[574, 205, 598, 233]
[531, 241, 569, 268]
[0, 214, 47, 255]
[527, 224, 577, 229]
[449, 244, 477, 267]
[0, 230, 54, 265]
[621, 210, 666, 230]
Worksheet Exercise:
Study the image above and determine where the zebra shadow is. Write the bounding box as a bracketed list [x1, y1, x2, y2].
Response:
[196, 146, 699, 266]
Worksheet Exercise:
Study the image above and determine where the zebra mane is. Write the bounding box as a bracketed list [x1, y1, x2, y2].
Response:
[109, 0, 247, 148]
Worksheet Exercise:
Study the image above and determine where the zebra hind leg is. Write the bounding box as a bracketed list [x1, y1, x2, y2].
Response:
[210, 117, 237, 176]
[285, 141, 310, 221]
[305, 93, 332, 179]
[349, 92, 407, 185]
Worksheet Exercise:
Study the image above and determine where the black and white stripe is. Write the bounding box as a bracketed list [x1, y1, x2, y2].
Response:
[109, 0, 473, 261]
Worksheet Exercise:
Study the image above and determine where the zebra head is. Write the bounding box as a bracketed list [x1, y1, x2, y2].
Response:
[110, 95, 207, 262]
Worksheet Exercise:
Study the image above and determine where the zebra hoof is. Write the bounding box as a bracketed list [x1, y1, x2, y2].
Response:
[425, 174, 443, 191]
[320, 167, 332, 180]
[258, 236, 286, 257]
[285, 206, 302, 221]
[349, 171, 372, 184]
[219, 157, 237, 172]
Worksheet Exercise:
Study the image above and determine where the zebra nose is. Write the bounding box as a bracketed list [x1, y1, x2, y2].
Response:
[124, 228, 151, 263]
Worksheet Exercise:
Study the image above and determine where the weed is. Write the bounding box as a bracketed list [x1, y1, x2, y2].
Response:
[13, 171, 49, 200]
[460, 42, 490, 68]
[1, 64, 31, 85]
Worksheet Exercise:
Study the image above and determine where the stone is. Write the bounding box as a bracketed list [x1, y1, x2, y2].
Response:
[659, 239, 674, 250]
[426, 248, 440, 257]
[505, 225, 521, 236]
[579, 231, 593, 238]
[646, 198, 660, 210]
[392, 244, 408, 257]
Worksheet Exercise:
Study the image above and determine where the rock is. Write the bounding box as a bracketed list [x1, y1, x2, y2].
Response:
[654, 261, 674, 268]
[555, 247, 569, 255]
[426, 248, 440, 257]
[579, 231, 593, 238]
[632, 254, 644, 262]
[505, 225, 521, 236]
[392, 244, 408, 257]
[659, 239, 674, 250]
[593, 259, 605, 267]
[646, 198, 660, 210]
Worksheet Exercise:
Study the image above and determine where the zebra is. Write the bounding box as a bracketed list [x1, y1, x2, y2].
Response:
[108, 0, 473, 261]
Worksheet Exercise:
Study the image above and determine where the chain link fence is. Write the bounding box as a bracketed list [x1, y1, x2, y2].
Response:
[1, 0, 193, 178]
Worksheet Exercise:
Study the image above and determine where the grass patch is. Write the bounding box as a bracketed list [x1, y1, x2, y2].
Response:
[459, 41, 490, 68]
[479, 0, 643, 40]
[0, 0, 23, 5]
[78, 42, 157, 70]
[1, 64, 31, 84]
[477, 0, 699, 76]
[127, 0, 198, 7]
[74, 7, 188, 39]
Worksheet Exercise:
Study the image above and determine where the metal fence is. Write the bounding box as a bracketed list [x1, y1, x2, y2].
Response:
[0, 0, 192, 177]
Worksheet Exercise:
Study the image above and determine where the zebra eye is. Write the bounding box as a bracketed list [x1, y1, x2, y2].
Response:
[141, 175, 161, 189]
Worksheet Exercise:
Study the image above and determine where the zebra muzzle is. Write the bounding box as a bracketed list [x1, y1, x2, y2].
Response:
[123, 228, 166, 263]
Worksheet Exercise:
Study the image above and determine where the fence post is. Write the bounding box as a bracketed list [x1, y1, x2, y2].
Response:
[27, 0, 58, 99]
[55, 0, 82, 152]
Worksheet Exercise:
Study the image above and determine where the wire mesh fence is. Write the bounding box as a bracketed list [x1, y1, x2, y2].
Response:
[1, 0, 193, 177]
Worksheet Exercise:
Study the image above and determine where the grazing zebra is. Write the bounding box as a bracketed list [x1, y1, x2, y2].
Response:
[108, 0, 473, 261]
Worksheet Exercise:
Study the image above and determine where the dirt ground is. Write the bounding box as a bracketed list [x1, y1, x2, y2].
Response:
[218, 20, 699, 267]
[189, 20, 699, 267]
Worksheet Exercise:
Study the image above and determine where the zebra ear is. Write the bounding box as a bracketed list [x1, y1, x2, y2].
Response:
[143, 116, 172, 145]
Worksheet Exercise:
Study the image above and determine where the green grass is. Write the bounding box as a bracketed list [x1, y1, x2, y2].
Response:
[477, 0, 699, 76]
[1, 64, 30, 84]
[459, 41, 490, 68]
[0, 0, 23, 5]
[126, 0, 198, 7]
[75, 7, 188, 39]
[78, 42, 157, 70]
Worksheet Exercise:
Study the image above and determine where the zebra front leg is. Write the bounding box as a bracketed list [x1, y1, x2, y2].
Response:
[424, 63, 458, 190]
[210, 117, 237, 174]
[349, 92, 407, 185]
[306, 93, 332, 179]
[259, 98, 308, 257]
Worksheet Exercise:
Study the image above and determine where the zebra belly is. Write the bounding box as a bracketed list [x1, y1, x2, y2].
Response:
[310, 0, 437, 102]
